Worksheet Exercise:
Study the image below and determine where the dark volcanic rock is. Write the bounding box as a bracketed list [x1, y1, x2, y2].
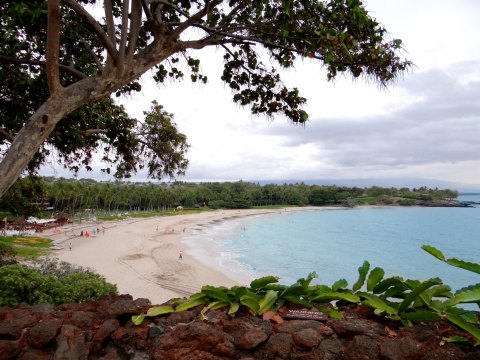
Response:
[0, 295, 479, 359]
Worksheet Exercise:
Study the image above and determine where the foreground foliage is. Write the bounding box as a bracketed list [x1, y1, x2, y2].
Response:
[0, 260, 118, 306]
[134, 246, 480, 345]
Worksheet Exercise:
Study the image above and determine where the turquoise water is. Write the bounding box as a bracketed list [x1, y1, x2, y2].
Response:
[187, 195, 480, 292]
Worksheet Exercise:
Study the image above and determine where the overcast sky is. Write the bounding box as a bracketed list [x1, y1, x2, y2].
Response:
[41, 0, 480, 188]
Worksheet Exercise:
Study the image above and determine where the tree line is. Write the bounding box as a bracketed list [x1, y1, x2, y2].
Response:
[0, 176, 459, 217]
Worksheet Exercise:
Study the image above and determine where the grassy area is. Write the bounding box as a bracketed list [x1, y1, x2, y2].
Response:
[0, 236, 52, 259]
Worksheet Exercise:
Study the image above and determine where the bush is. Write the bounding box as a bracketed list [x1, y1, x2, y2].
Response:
[0, 264, 56, 306]
[54, 271, 118, 304]
[31, 257, 90, 279]
[0, 263, 117, 306]
[0, 242, 17, 266]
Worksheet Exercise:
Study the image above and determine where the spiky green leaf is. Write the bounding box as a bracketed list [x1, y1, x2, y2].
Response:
[450, 284, 480, 305]
[400, 310, 441, 322]
[201, 285, 231, 303]
[352, 261, 370, 291]
[358, 292, 398, 315]
[367, 267, 385, 292]
[175, 297, 206, 312]
[146, 306, 175, 317]
[131, 313, 145, 326]
[228, 302, 240, 317]
[422, 245, 446, 261]
[332, 279, 348, 291]
[446, 258, 480, 275]
[398, 278, 442, 313]
[445, 312, 480, 344]
[258, 290, 278, 315]
[250, 276, 279, 290]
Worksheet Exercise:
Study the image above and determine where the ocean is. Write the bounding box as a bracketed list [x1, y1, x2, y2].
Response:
[185, 194, 480, 293]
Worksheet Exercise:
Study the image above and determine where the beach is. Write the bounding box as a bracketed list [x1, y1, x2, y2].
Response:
[43, 208, 323, 305]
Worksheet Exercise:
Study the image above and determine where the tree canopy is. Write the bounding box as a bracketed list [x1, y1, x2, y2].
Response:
[0, 0, 411, 198]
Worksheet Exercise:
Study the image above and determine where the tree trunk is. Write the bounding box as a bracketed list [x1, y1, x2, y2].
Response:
[0, 41, 179, 198]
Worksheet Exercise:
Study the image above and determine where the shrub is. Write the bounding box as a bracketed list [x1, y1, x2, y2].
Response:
[31, 257, 90, 279]
[54, 271, 118, 304]
[0, 264, 56, 306]
[0, 263, 117, 306]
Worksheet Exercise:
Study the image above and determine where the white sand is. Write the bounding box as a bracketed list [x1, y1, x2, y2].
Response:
[43, 207, 330, 305]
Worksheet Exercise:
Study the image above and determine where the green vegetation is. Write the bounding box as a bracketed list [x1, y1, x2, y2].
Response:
[133, 246, 480, 345]
[0, 176, 458, 219]
[0, 260, 117, 306]
[0, 236, 51, 259]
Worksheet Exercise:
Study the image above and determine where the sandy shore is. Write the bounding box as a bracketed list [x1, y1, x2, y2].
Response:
[43, 207, 330, 305]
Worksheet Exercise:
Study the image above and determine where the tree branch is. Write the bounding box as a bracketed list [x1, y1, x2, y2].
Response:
[0, 128, 15, 143]
[63, 0, 118, 64]
[118, 0, 131, 74]
[104, 0, 117, 70]
[84, 129, 108, 135]
[127, 0, 143, 62]
[167, 0, 222, 42]
[46, 0, 62, 93]
[79, 37, 103, 71]
[0, 55, 87, 79]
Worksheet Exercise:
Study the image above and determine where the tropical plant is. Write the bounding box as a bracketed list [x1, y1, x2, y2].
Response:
[133, 247, 480, 345]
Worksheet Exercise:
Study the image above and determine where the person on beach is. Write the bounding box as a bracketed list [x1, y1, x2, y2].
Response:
[69, 242, 72, 251]
[178, 250, 183, 260]
[80, 230, 83, 236]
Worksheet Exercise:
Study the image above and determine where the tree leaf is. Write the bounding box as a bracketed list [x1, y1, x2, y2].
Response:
[352, 261, 370, 291]
[367, 267, 385, 292]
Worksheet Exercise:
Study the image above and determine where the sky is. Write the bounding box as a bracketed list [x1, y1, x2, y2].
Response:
[41, 0, 480, 189]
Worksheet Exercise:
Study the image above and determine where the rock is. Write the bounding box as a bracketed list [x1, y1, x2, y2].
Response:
[0, 308, 39, 340]
[0, 296, 479, 359]
[329, 319, 386, 338]
[0, 339, 22, 359]
[153, 320, 236, 358]
[274, 319, 325, 334]
[91, 318, 120, 354]
[344, 335, 380, 360]
[292, 328, 321, 348]
[54, 324, 89, 360]
[223, 317, 272, 350]
[26, 318, 63, 348]
[263, 332, 293, 358]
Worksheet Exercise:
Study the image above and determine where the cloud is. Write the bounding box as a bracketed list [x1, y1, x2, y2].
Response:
[257, 62, 480, 173]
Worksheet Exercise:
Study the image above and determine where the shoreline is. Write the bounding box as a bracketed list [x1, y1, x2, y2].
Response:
[43, 206, 336, 305]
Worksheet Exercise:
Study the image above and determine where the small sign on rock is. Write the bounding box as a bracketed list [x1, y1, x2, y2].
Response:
[283, 309, 328, 321]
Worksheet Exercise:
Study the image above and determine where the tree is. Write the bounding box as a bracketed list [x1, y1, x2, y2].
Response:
[0, 0, 411, 198]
